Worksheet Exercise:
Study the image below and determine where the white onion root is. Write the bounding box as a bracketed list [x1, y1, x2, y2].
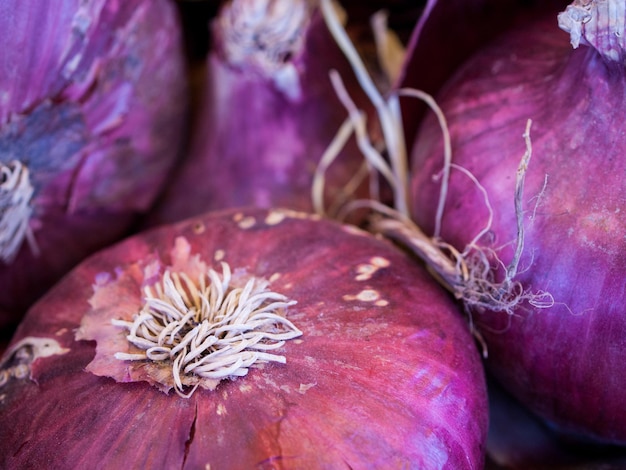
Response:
[112, 262, 302, 397]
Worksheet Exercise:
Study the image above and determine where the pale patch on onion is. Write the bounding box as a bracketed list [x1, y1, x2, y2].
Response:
[355, 256, 391, 281]
[112, 261, 302, 398]
[214, 249, 225, 262]
[0, 336, 69, 389]
[298, 382, 316, 394]
[236, 215, 256, 229]
[342, 288, 388, 306]
[272, 208, 322, 221]
[315, 0, 555, 355]
[264, 210, 286, 226]
[0, 160, 37, 263]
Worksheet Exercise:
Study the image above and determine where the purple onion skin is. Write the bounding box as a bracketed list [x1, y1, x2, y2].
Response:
[398, 0, 564, 150]
[410, 14, 626, 444]
[0, 0, 187, 328]
[147, 7, 370, 227]
[0, 207, 488, 469]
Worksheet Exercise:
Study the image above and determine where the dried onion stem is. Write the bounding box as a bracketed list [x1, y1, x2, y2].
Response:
[113, 262, 301, 397]
[316, 0, 554, 354]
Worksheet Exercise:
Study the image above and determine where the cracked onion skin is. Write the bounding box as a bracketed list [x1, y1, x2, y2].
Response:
[410, 12, 626, 444]
[0, 207, 487, 469]
[0, 0, 187, 329]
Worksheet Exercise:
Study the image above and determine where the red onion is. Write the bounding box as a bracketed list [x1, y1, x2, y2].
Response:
[147, 0, 379, 227]
[0, 207, 488, 468]
[410, 0, 626, 444]
[0, 0, 187, 329]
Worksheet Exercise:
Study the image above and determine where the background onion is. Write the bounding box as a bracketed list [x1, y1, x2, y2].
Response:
[409, 3, 626, 444]
[0, 0, 187, 331]
[147, 0, 382, 227]
[0, 207, 487, 469]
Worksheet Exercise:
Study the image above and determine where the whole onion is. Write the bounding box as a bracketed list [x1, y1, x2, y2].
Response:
[0, 207, 487, 469]
[0, 0, 187, 329]
[410, 0, 626, 444]
[147, 0, 380, 226]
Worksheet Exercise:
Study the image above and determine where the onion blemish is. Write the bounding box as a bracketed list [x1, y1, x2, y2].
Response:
[0, 160, 37, 263]
[0, 337, 69, 389]
[111, 257, 302, 398]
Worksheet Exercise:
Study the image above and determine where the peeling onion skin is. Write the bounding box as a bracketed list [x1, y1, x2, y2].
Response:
[0, 0, 188, 329]
[410, 13, 626, 444]
[147, 2, 371, 227]
[0, 207, 487, 469]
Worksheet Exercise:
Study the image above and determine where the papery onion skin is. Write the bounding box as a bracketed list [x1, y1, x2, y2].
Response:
[0, 207, 488, 469]
[0, 0, 187, 329]
[410, 11, 626, 444]
[398, 0, 565, 150]
[147, 0, 372, 227]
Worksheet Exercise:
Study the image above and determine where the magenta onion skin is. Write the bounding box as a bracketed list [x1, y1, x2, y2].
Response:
[147, 3, 371, 227]
[0, 0, 187, 328]
[410, 13, 626, 444]
[398, 0, 565, 150]
[0, 207, 487, 469]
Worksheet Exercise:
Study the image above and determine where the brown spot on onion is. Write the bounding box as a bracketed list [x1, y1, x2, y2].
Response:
[193, 222, 206, 234]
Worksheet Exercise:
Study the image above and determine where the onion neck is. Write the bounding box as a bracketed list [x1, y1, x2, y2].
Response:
[213, 0, 312, 99]
[558, 0, 626, 67]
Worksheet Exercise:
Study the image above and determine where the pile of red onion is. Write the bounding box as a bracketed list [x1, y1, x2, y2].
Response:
[2, 0, 626, 466]
[0, 0, 187, 330]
